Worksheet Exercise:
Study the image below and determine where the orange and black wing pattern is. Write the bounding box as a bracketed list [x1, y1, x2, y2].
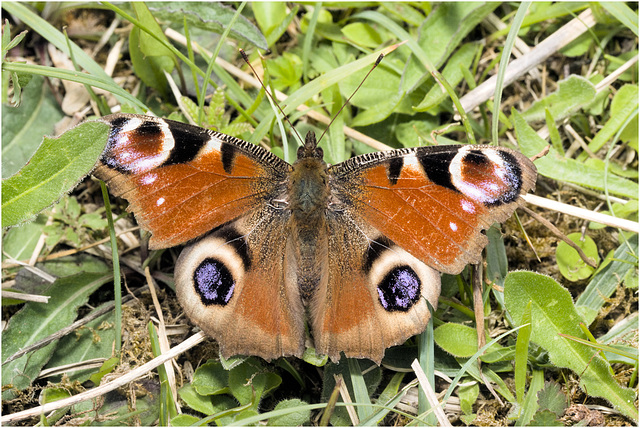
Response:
[93, 114, 290, 249]
[329, 145, 537, 275]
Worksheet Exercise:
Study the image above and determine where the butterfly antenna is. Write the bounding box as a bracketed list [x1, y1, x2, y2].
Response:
[316, 53, 384, 144]
[239, 49, 305, 146]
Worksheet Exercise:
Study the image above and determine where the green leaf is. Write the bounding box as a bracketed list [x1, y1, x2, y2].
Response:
[266, 399, 311, 426]
[170, 413, 201, 426]
[251, 2, 287, 37]
[268, 52, 303, 91]
[2, 74, 64, 178]
[192, 360, 230, 396]
[536, 382, 566, 416]
[504, 271, 637, 420]
[341, 22, 384, 48]
[228, 358, 282, 408]
[512, 109, 639, 198]
[556, 232, 599, 282]
[1, 215, 47, 262]
[458, 382, 479, 416]
[129, 2, 175, 95]
[178, 383, 215, 415]
[147, 2, 267, 50]
[1, 121, 110, 228]
[527, 409, 563, 426]
[2, 272, 112, 400]
[575, 235, 639, 324]
[521, 76, 596, 122]
[434, 323, 503, 358]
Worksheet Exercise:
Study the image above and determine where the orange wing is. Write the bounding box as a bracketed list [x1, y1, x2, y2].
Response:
[93, 114, 290, 249]
[329, 145, 537, 275]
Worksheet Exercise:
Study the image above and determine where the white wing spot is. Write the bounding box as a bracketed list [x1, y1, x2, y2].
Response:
[450, 222, 458, 232]
[142, 173, 157, 185]
[461, 199, 475, 213]
[156, 197, 165, 206]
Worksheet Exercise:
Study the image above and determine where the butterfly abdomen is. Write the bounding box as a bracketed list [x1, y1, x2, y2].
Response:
[287, 154, 332, 299]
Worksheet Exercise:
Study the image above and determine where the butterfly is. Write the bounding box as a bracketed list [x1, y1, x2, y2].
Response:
[93, 113, 537, 363]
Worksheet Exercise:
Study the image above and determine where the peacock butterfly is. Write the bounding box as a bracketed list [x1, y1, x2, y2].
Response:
[93, 113, 537, 363]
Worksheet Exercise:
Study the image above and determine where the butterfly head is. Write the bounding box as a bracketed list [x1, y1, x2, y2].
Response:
[297, 131, 324, 160]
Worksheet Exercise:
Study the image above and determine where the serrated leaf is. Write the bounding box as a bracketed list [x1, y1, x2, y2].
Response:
[527, 409, 563, 426]
[536, 382, 566, 416]
[1, 121, 110, 228]
[504, 271, 638, 420]
[1, 272, 112, 400]
[2, 74, 64, 178]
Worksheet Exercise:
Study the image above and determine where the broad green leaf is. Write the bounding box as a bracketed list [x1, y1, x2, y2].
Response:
[148, 2, 267, 49]
[504, 271, 637, 420]
[2, 75, 64, 178]
[556, 232, 599, 282]
[2, 272, 112, 400]
[266, 399, 311, 426]
[228, 358, 282, 408]
[1, 215, 47, 262]
[575, 235, 639, 324]
[252, 2, 287, 37]
[192, 360, 230, 396]
[434, 323, 504, 358]
[512, 109, 639, 198]
[170, 413, 201, 426]
[129, 2, 175, 95]
[341, 22, 384, 48]
[178, 383, 215, 415]
[521, 76, 596, 122]
[1, 121, 110, 228]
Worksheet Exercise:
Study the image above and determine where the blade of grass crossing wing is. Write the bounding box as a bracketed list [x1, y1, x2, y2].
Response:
[101, 182, 122, 354]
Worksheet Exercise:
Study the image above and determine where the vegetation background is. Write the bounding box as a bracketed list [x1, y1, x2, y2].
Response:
[1, 2, 638, 426]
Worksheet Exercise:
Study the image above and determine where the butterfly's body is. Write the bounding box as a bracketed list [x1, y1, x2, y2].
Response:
[94, 113, 537, 363]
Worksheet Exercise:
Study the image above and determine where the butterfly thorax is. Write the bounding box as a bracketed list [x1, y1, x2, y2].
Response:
[288, 132, 330, 299]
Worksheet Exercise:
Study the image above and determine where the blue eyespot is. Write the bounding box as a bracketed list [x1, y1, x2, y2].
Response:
[377, 266, 421, 312]
[193, 258, 235, 306]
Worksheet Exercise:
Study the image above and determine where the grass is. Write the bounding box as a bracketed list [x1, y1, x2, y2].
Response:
[1, 2, 638, 426]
